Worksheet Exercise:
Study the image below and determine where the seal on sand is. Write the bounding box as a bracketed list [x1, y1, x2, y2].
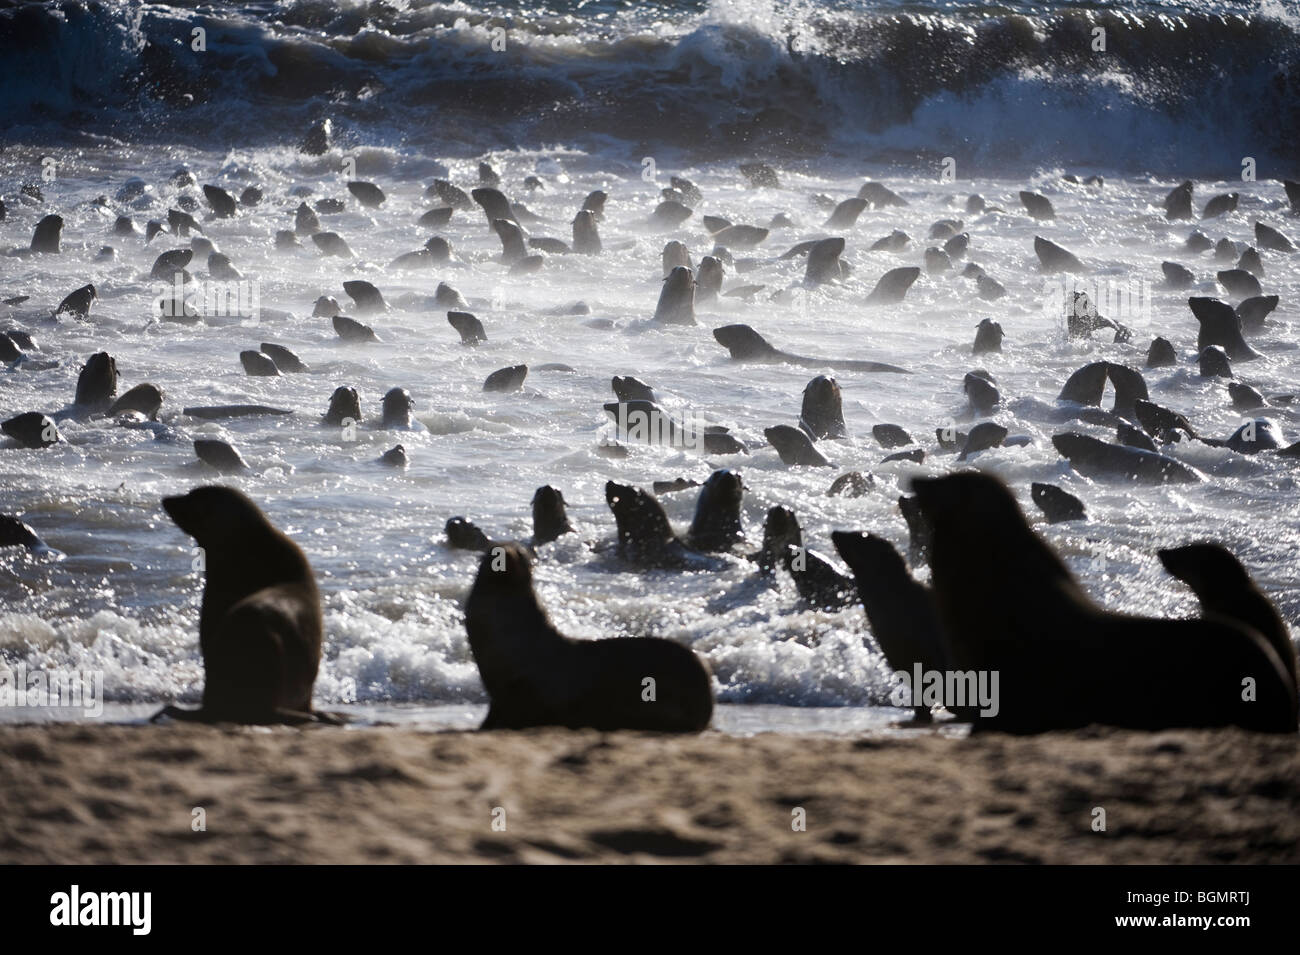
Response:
[464, 543, 713, 731]
[154, 486, 335, 724]
[910, 471, 1297, 733]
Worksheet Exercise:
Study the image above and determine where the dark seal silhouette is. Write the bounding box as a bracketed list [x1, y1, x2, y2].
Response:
[911, 472, 1297, 734]
[464, 543, 713, 731]
[154, 486, 335, 724]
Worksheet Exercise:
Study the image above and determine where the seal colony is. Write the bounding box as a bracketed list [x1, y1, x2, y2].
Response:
[2, 140, 1299, 737]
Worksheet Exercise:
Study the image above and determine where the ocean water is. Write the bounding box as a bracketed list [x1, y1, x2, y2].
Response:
[1, 0, 1298, 724]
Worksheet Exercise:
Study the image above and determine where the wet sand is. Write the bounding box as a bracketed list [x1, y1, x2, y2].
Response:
[1, 723, 1297, 864]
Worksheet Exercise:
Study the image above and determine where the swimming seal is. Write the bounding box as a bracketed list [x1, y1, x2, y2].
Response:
[31, 215, 63, 254]
[683, 469, 745, 552]
[1146, 337, 1177, 368]
[653, 266, 696, 325]
[858, 181, 907, 208]
[55, 285, 96, 320]
[1034, 236, 1085, 273]
[343, 280, 387, 314]
[1165, 181, 1194, 221]
[972, 318, 1003, 355]
[1188, 297, 1261, 360]
[572, 210, 601, 254]
[765, 424, 830, 467]
[1030, 482, 1086, 523]
[1217, 269, 1262, 298]
[347, 181, 385, 208]
[194, 439, 250, 474]
[1199, 346, 1232, 378]
[333, 315, 379, 343]
[1052, 432, 1201, 484]
[865, 266, 920, 305]
[493, 218, 527, 264]
[203, 185, 237, 218]
[750, 507, 855, 609]
[910, 471, 1297, 733]
[713, 324, 908, 373]
[603, 400, 745, 455]
[0, 514, 58, 556]
[381, 387, 415, 428]
[448, 311, 486, 345]
[484, 365, 528, 393]
[605, 481, 713, 569]
[825, 199, 867, 229]
[1019, 191, 1054, 220]
[1162, 261, 1195, 289]
[1202, 192, 1238, 218]
[154, 486, 333, 724]
[74, 352, 119, 411]
[832, 531, 953, 721]
[799, 375, 846, 439]
[323, 386, 361, 426]
[804, 237, 847, 286]
[239, 350, 280, 377]
[531, 486, 573, 545]
[2, 413, 61, 448]
[464, 543, 712, 731]
[1158, 543, 1299, 695]
[260, 343, 307, 373]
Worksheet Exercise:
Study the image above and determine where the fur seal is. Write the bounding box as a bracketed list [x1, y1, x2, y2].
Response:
[828, 471, 873, 497]
[194, 438, 250, 474]
[1165, 180, 1194, 220]
[799, 376, 846, 439]
[1198, 345, 1232, 378]
[208, 253, 241, 281]
[108, 384, 164, 419]
[611, 376, 655, 403]
[0, 514, 58, 556]
[301, 119, 332, 155]
[603, 400, 744, 455]
[379, 444, 408, 468]
[750, 507, 854, 609]
[832, 531, 951, 720]
[872, 424, 913, 449]
[531, 486, 573, 545]
[1237, 295, 1278, 331]
[825, 198, 867, 228]
[1052, 432, 1201, 483]
[260, 343, 307, 373]
[764, 424, 830, 467]
[31, 214, 63, 253]
[464, 543, 712, 731]
[55, 284, 96, 320]
[867, 230, 909, 253]
[1159, 544, 1298, 694]
[1229, 382, 1266, 413]
[713, 324, 908, 373]
[435, 283, 468, 309]
[605, 481, 711, 569]
[203, 185, 237, 218]
[653, 266, 696, 325]
[471, 187, 517, 227]
[1146, 336, 1177, 368]
[2, 413, 62, 448]
[323, 386, 361, 426]
[343, 280, 387, 314]
[311, 232, 353, 258]
[958, 422, 1007, 460]
[572, 210, 601, 254]
[858, 181, 906, 207]
[334, 315, 378, 343]
[1031, 482, 1086, 523]
[1202, 192, 1238, 218]
[696, 256, 723, 302]
[154, 486, 331, 724]
[1019, 191, 1055, 220]
[381, 388, 415, 428]
[804, 237, 848, 287]
[972, 318, 1003, 355]
[924, 247, 951, 274]
[911, 471, 1297, 733]
[739, 163, 779, 188]
[1161, 261, 1195, 289]
[484, 365, 528, 393]
[683, 470, 745, 552]
[977, 275, 1006, 300]
[1237, 247, 1264, 277]
[492, 218, 527, 264]
[712, 224, 768, 248]
[448, 311, 486, 345]
[1034, 235, 1084, 273]
[662, 241, 692, 276]
[75, 352, 118, 411]
[240, 351, 280, 377]
[185, 405, 293, 420]
[964, 372, 1001, 417]
[1217, 268, 1262, 299]
[347, 181, 385, 208]
[865, 266, 920, 305]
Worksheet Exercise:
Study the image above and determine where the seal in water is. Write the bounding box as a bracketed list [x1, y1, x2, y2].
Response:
[910, 471, 1297, 733]
[972, 318, 1003, 355]
[683, 470, 745, 552]
[1052, 432, 1201, 484]
[323, 386, 361, 426]
[865, 266, 920, 305]
[605, 481, 712, 569]
[194, 439, 250, 474]
[653, 266, 696, 325]
[464, 543, 712, 731]
[799, 376, 846, 439]
[531, 486, 573, 545]
[765, 425, 831, 467]
[713, 324, 909, 374]
[1158, 543, 1299, 695]
[1187, 297, 1261, 361]
[153, 486, 335, 724]
[1030, 482, 1086, 523]
[31, 215, 63, 254]
[448, 311, 486, 345]
[3, 413, 62, 448]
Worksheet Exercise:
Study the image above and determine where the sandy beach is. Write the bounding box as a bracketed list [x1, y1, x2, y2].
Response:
[2, 723, 1297, 864]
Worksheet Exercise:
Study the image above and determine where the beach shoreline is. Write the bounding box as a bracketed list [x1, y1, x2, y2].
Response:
[2, 723, 1296, 864]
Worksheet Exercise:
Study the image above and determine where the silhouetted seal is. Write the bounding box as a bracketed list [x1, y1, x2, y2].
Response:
[972, 318, 1003, 354]
[1187, 297, 1260, 361]
[1034, 236, 1084, 273]
[683, 470, 745, 552]
[911, 471, 1297, 733]
[465, 543, 712, 731]
[765, 425, 830, 467]
[531, 486, 573, 545]
[3, 413, 61, 448]
[605, 482, 709, 569]
[1159, 544, 1299, 695]
[749, 508, 854, 609]
[0, 514, 59, 557]
[1052, 432, 1201, 484]
[323, 386, 361, 426]
[865, 266, 920, 305]
[1031, 482, 1086, 523]
[154, 486, 334, 724]
[832, 531, 953, 721]
[713, 324, 908, 373]
[799, 376, 846, 439]
[31, 215, 63, 254]
[653, 266, 696, 325]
